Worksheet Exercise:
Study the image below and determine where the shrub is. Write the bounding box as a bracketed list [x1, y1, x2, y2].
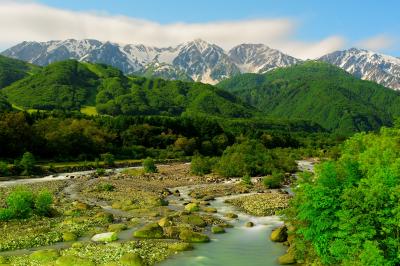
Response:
[263, 172, 284, 188]
[20, 152, 36, 175]
[96, 183, 115, 192]
[6, 186, 35, 218]
[96, 168, 106, 176]
[34, 190, 53, 216]
[0, 161, 9, 176]
[0, 208, 13, 220]
[101, 153, 115, 166]
[143, 157, 157, 173]
[241, 174, 252, 186]
[190, 156, 216, 175]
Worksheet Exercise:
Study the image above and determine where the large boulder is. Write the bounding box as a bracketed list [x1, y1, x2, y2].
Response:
[181, 214, 206, 227]
[211, 226, 226, 234]
[179, 229, 210, 243]
[133, 223, 164, 239]
[108, 223, 128, 232]
[278, 246, 296, 265]
[270, 226, 288, 242]
[91, 232, 118, 243]
[184, 203, 199, 212]
[120, 253, 143, 266]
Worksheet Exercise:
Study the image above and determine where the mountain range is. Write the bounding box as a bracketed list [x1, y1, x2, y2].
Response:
[3, 39, 399, 90]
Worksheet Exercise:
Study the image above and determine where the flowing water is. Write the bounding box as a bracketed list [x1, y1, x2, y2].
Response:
[162, 185, 286, 266]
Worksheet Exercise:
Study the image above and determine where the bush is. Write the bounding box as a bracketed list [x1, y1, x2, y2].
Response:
[263, 172, 284, 188]
[96, 168, 106, 176]
[0, 186, 54, 220]
[0, 161, 9, 176]
[34, 190, 53, 216]
[6, 186, 35, 218]
[241, 174, 252, 186]
[143, 157, 157, 173]
[20, 152, 36, 175]
[101, 153, 115, 166]
[190, 156, 217, 175]
[96, 183, 115, 192]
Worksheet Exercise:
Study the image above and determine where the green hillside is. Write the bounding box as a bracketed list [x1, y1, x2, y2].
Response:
[3, 60, 255, 118]
[0, 55, 40, 89]
[218, 61, 400, 133]
[0, 92, 11, 112]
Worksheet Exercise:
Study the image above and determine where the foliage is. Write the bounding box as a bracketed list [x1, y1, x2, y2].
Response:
[219, 61, 400, 134]
[284, 127, 400, 265]
[101, 153, 115, 166]
[190, 155, 217, 175]
[215, 140, 296, 177]
[0, 55, 39, 89]
[262, 172, 284, 188]
[0, 92, 11, 112]
[19, 152, 36, 175]
[34, 190, 53, 216]
[95, 183, 115, 192]
[143, 157, 157, 173]
[241, 174, 252, 186]
[0, 161, 9, 176]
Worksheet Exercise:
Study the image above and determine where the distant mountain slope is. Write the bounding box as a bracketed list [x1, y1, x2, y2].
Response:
[319, 48, 400, 90]
[0, 92, 11, 112]
[218, 61, 400, 133]
[1, 39, 299, 84]
[0, 55, 40, 89]
[2, 60, 255, 118]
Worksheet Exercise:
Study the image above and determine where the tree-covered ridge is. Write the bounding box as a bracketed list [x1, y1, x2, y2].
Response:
[0, 55, 40, 89]
[3, 60, 255, 118]
[285, 127, 400, 265]
[0, 92, 11, 112]
[218, 61, 400, 134]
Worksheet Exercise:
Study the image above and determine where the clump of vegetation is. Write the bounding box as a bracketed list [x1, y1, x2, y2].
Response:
[95, 183, 115, 192]
[263, 172, 284, 189]
[0, 186, 53, 220]
[143, 157, 157, 173]
[190, 155, 217, 175]
[241, 174, 252, 186]
[285, 127, 400, 265]
[0, 161, 9, 176]
[19, 152, 36, 175]
[101, 153, 115, 166]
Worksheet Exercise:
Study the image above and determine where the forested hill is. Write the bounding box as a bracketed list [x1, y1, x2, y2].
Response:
[218, 61, 400, 134]
[0, 55, 40, 89]
[2, 60, 255, 118]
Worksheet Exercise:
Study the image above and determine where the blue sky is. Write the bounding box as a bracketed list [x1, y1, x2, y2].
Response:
[0, 0, 399, 58]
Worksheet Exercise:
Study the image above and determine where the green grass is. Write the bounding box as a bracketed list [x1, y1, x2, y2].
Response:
[80, 106, 98, 116]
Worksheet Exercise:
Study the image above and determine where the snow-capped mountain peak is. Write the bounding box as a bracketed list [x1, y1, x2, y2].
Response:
[319, 48, 400, 90]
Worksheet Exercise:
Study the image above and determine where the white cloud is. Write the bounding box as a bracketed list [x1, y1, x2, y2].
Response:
[0, 1, 346, 59]
[356, 34, 396, 51]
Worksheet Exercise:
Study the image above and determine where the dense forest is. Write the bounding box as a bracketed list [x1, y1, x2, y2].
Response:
[218, 61, 400, 134]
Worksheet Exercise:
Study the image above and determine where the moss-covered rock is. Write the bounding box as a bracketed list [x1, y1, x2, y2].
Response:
[203, 207, 217, 213]
[278, 246, 296, 265]
[95, 212, 114, 223]
[179, 229, 210, 243]
[29, 249, 60, 263]
[168, 242, 193, 251]
[245, 221, 254, 227]
[211, 226, 226, 234]
[184, 203, 199, 212]
[133, 223, 164, 239]
[120, 253, 143, 266]
[56, 255, 95, 266]
[224, 212, 238, 219]
[108, 223, 128, 232]
[181, 214, 206, 227]
[158, 217, 173, 227]
[73, 202, 89, 210]
[0, 256, 7, 264]
[270, 226, 288, 242]
[62, 232, 78, 242]
[91, 232, 118, 242]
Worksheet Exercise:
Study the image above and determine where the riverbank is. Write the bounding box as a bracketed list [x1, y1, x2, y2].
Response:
[0, 162, 292, 265]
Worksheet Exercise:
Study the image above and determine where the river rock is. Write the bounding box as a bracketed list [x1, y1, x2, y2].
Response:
[270, 226, 288, 242]
[62, 232, 78, 241]
[245, 221, 254, 227]
[179, 229, 210, 243]
[168, 242, 193, 251]
[203, 207, 217, 213]
[158, 217, 173, 227]
[133, 223, 164, 238]
[224, 212, 238, 219]
[108, 223, 128, 232]
[211, 226, 226, 234]
[184, 203, 199, 212]
[91, 232, 118, 242]
[278, 246, 296, 264]
[29, 249, 60, 263]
